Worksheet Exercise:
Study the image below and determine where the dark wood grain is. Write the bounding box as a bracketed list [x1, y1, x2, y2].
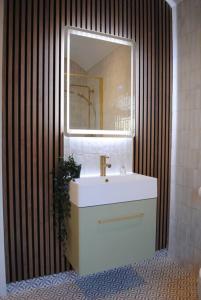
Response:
[13, 0, 22, 281]
[32, 0, 39, 278]
[20, 0, 28, 280]
[49, 0, 55, 275]
[26, 0, 34, 279]
[96, 0, 100, 32]
[7, 0, 16, 282]
[147, 0, 152, 177]
[139, 0, 144, 174]
[54, 0, 61, 274]
[60, 0, 66, 273]
[143, 0, 148, 175]
[44, 0, 50, 275]
[154, 0, 160, 248]
[2, 0, 172, 282]
[2, 0, 10, 283]
[110, 0, 114, 36]
[114, 0, 118, 36]
[151, 0, 156, 178]
[118, 0, 123, 37]
[134, 0, 140, 173]
[38, 0, 45, 276]
[127, 0, 131, 39]
[101, 0, 105, 33]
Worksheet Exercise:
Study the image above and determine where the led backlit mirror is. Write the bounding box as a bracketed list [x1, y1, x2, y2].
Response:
[64, 28, 135, 136]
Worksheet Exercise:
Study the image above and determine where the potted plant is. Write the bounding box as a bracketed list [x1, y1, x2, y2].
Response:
[53, 155, 81, 242]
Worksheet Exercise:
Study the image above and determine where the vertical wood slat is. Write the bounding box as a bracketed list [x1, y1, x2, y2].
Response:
[154, 0, 160, 194]
[86, 0, 91, 30]
[134, 0, 140, 173]
[114, 0, 119, 36]
[127, 0, 131, 40]
[158, 0, 164, 250]
[147, 0, 152, 177]
[151, 0, 156, 178]
[76, 0, 81, 29]
[60, 0, 66, 273]
[2, 0, 10, 282]
[96, 0, 101, 32]
[91, 0, 96, 31]
[14, 0, 22, 281]
[44, 0, 50, 275]
[123, 0, 127, 38]
[20, 0, 28, 281]
[164, 2, 171, 248]
[38, 0, 45, 276]
[139, 0, 144, 174]
[167, 7, 172, 247]
[49, 0, 55, 275]
[2, 0, 172, 282]
[101, 0, 106, 33]
[7, 0, 16, 282]
[81, 0, 86, 29]
[66, 0, 71, 27]
[26, 0, 34, 279]
[131, 0, 135, 41]
[118, 0, 123, 37]
[71, 0, 76, 27]
[54, 0, 61, 274]
[32, 0, 39, 278]
[162, 1, 167, 248]
[143, 0, 148, 175]
[105, 0, 110, 34]
[110, 0, 114, 36]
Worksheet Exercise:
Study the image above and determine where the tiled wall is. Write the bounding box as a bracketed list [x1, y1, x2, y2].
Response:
[88, 45, 131, 131]
[169, 0, 201, 265]
[64, 136, 133, 177]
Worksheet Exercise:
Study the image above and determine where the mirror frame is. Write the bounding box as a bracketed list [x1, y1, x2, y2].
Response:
[64, 26, 135, 137]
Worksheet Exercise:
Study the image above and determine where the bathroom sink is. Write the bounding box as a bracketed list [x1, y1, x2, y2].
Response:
[70, 173, 157, 207]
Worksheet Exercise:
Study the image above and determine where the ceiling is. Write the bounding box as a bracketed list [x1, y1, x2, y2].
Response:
[70, 34, 120, 71]
[165, 0, 183, 7]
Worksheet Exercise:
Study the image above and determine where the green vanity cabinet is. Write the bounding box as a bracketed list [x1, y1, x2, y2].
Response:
[67, 198, 156, 275]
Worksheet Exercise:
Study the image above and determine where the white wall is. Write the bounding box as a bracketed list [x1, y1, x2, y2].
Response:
[169, 0, 201, 265]
[0, 0, 6, 295]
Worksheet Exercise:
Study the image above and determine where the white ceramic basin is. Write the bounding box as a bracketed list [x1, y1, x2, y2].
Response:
[70, 173, 157, 207]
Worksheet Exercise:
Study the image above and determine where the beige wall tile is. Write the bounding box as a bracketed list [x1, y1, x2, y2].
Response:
[169, 0, 201, 266]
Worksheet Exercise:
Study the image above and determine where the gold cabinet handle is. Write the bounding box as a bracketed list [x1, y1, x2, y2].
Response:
[97, 213, 144, 224]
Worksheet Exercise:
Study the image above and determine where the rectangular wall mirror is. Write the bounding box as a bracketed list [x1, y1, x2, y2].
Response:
[64, 28, 135, 136]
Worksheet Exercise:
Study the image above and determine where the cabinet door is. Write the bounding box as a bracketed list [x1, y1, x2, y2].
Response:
[79, 199, 156, 275]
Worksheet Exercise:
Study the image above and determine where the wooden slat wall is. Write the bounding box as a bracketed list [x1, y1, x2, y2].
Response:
[2, 0, 172, 282]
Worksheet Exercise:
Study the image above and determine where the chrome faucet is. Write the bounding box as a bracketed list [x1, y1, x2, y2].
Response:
[100, 155, 111, 176]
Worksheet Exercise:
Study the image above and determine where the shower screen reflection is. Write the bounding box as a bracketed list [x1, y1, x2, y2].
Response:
[69, 73, 103, 130]
[65, 28, 134, 135]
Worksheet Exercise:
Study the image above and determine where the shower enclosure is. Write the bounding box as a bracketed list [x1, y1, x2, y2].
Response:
[67, 73, 103, 130]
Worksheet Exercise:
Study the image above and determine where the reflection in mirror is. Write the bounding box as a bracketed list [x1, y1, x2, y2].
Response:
[65, 28, 135, 136]
[69, 73, 103, 130]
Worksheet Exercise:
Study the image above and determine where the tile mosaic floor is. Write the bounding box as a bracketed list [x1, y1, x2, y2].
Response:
[0, 250, 199, 300]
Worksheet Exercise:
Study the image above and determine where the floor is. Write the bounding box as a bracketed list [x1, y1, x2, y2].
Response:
[0, 250, 198, 300]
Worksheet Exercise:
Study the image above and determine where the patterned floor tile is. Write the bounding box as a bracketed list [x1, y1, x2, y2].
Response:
[0, 250, 199, 300]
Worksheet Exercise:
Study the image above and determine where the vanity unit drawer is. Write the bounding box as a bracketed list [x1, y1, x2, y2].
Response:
[67, 198, 156, 275]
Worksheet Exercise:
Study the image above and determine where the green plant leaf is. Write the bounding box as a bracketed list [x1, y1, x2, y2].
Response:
[52, 155, 81, 242]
